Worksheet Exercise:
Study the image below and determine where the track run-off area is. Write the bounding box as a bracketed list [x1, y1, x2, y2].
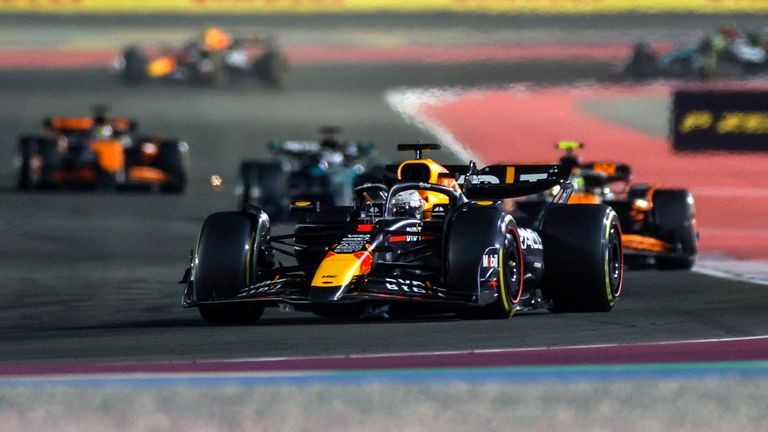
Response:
[1, 13, 768, 431]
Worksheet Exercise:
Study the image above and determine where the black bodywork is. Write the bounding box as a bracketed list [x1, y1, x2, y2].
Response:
[183, 144, 625, 323]
[238, 128, 376, 220]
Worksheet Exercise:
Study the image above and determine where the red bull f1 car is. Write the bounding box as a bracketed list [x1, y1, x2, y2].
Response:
[181, 144, 624, 324]
[516, 141, 697, 270]
[15, 107, 188, 192]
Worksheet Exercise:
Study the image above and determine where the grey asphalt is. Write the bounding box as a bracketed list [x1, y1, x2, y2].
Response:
[1, 59, 766, 364]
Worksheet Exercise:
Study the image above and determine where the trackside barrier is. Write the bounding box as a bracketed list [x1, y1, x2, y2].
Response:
[672, 85, 768, 152]
[1, 0, 768, 14]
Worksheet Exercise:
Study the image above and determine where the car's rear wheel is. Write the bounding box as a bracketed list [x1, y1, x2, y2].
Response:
[16, 137, 36, 190]
[122, 46, 147, 85]
[240, 161, 288, 219]
[541, 204, 623, 312]
[192, 211, 272, 324]
[17, 137, 57, 190]
[158, 140, 187, 193]
[652, 189, 697, 270]
[255, 49, 288, 88]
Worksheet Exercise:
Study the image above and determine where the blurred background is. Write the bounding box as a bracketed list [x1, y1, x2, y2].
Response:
[2, 1, 768, 430]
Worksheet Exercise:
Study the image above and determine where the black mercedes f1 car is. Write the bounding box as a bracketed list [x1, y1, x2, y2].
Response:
[238, 127, 376, 221]
[182, 144, 624, 324]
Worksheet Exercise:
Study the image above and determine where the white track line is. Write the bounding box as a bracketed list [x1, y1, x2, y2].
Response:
[385, 85, 768, 287]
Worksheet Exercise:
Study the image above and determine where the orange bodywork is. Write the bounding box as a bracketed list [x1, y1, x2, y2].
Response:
[591, 162, 617, 176]
[49, 166, 97, 183]
[49, 117, 94, 131]
[90, 140, 125, 173]
[128, 166, 167, 184]
[147, 56, 177, 78]
[203, 27, 232, 51]
[568, 192, 602, 204]
[623, 234, 672, 252]
[311, 251, 372, 288]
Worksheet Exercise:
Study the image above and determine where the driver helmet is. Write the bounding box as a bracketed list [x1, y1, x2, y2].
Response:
[93, 124, 113, 140]
[391, 189, 424, 219]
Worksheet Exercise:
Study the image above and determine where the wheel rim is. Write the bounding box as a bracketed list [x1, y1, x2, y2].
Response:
[607, 223, 623, 297]
[504, 228, 523, 305]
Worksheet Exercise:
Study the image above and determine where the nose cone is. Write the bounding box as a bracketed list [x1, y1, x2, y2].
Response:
[309, 285, 347, 303]
[310, 251, 372, 302]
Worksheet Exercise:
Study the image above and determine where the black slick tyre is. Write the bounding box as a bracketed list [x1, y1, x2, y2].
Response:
[192, 211, 272, 324]
[448, 205, 522, 320]
[541, 204, 623, 312]
[16, 137, 35, 190]
[158, 140, 187, 193]
[652, 189, 697, 270]
[254, 49, 288, 88]
[240, 161, 288, 219]
[122, 46, 147, 85]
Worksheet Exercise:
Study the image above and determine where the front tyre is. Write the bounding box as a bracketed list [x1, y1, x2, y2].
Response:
[191, 211, 272, 324]
[447, 205, 523, 320]
[541, 204, 623, 313]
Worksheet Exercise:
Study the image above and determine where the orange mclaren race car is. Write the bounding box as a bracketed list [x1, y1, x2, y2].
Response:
[516, 141, 697, 270]
[116, 27, 287, 87]
[15, 107, 188, 192]
[181, 144, 624, 324]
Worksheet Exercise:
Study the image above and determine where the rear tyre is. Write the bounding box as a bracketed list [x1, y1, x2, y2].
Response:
[17, 137, 57, 190]
[447, 205, 522, 320]
[192, 211, 272, 324]
[652, 189, 697, 270]
[541, 204, 623, 313]
[624, 42, 658, 79]
[254, 49, 288, 88]
[158, 140, 187, 193]
[240, 161, 288, 219]
[122, 46, 147, 85]
[16, 137, 35, 190]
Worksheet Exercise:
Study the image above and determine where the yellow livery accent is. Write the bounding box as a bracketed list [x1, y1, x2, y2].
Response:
[311, 252, 372, 288]
[2, 0, 768, 14]
[568, 192, 601, 204]
[147, 57, 176, 78]
[505, 166, 515, 184]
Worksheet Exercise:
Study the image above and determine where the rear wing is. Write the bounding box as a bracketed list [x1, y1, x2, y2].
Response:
[267, 139, 374, 156]
[447, 164, 569, 200]
[579, 162, 632, 183]
[268, 139, 322, 154]
[44, 117, 136, 134]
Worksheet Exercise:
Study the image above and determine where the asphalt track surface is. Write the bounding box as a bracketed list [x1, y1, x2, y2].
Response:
[1, 19, 768, 363]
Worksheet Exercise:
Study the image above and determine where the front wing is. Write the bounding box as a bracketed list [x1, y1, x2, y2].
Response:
[183, 274, 473, 308]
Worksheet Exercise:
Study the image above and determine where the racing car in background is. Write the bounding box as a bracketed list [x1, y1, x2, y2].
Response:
[181, 143, 624, 324]
[15, 106, 188, 192]
[515, 141, 697, 270]
[624, 24, 768, 79]
[116, 27, 287, 87]
[238, 127, 376, 221]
